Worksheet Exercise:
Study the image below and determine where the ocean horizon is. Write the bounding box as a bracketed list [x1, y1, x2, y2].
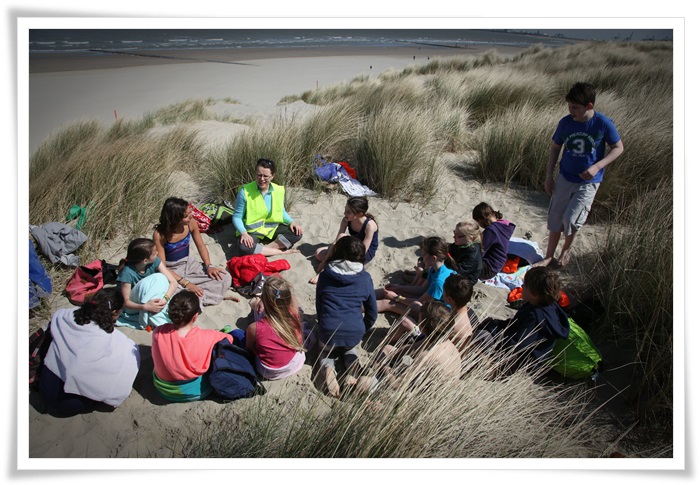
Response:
[28, 28, 672, 55]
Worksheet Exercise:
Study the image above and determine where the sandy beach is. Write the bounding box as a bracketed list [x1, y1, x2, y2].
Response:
[25, 43, 616, 462]
[28, 44, 527, 155]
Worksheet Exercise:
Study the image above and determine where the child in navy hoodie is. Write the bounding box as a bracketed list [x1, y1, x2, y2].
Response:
[476, 266, 570, 374]
[472, 202, 516, 280]
[316, 236, 378, 398]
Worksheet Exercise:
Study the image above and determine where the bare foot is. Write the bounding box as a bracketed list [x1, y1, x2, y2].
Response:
[558, 249, 572, 267]
[224, 294, 240, 302]
[308, 274, 319, 285]
[532, 257, 554, 268]
[324, 367, 340, 398]
[284, 248, 301, 254]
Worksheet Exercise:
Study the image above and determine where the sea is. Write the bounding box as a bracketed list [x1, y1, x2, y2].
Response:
[28, 28, 672, 55]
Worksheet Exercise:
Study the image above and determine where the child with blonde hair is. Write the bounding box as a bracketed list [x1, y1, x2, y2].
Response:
[450, 221, 483, 284]
[246, 276, 306, 380]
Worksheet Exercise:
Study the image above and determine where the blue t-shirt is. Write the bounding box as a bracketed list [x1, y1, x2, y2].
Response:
[425, 264, 457, 303]
[553, 112, 621, 184]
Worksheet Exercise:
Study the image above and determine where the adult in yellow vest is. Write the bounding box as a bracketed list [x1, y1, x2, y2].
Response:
[233, 159, 303, 256]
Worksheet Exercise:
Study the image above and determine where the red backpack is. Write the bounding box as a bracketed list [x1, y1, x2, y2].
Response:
[65, 259, 104, 305]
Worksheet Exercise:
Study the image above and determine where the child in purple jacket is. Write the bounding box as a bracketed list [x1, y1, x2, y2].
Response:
[472, 202, 515, 280]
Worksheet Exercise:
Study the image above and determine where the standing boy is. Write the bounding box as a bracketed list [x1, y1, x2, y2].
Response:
[537, 82, 624, 267]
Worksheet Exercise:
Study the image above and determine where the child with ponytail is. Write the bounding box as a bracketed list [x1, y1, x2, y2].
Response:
[472, 202, 516, 280]
[246, 276, 306, 381]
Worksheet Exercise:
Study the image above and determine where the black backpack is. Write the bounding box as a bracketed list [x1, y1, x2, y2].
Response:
[29, 324, 52, 391]
[209, 338, 266, 401]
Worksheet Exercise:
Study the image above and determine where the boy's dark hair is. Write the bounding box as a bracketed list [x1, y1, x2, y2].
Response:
[443, 274, 474, 308]
[157, 197, 189, 237]
[565, 82, 596, 107]
[74, 288, 124, 333]
[331, 235, 366, 264]
[523, 266, 561, 306]
[472, 202, 503, 226]
[256, 158, 276, 175]
[168, 291, 201, 328]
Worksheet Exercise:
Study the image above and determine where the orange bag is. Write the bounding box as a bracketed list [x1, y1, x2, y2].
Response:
[501, 255, 521, 274]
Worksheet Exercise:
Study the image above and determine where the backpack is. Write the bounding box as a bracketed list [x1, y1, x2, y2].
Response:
[549, 317, 603, 379]
[65, 259, 105, 305]
[209, 338, 266, 401]
[200, 202, 235, 230]
[29, 324, 53, 390]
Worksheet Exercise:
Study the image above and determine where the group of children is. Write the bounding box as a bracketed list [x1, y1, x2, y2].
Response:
[40, 81, 621, 412]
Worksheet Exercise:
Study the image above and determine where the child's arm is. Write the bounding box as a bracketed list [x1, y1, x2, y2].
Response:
[190, 219, 228, 281]
[360, 219, 378, 252]
[579, 140, 624, 181]
[157, 261, 180, 299]
[545, 142, 562, 195]
[363, 286, 378, 331]
[245, 322, 257, 355]
[334, 218, 350, 242]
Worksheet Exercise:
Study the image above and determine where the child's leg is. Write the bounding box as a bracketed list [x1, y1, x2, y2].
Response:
[341, 346, 361, 385]
[319, 343, 340, 398]
[557, 182, 598, 267]
[533, 231, 561, 268]
[557, 232, 577, 267]
[387, 313, 423, 344]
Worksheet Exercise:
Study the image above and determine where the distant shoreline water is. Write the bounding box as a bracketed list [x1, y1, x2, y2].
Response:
[30, 29, 581, 56]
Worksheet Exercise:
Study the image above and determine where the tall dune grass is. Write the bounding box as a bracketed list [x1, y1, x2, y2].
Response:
[29, 125, 203, 259]
[179, 331, 606, 458]
[198, 101, 363, 203]
[354, 104, 443, 201]
[585, 180, 673, 422]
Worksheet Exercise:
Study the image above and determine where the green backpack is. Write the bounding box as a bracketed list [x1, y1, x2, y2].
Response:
[549, 317, 602, 379]
[200, 203, 235, 227]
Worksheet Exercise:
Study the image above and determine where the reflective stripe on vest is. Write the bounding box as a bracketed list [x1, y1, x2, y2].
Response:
[240, 181, 285, 238]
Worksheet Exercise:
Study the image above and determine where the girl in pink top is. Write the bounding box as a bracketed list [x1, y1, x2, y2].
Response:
[246, 276, 306, 380]
[152, 291, 232, 383]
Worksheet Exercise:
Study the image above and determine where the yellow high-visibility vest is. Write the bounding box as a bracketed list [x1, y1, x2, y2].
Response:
[239, 181, 285, 238]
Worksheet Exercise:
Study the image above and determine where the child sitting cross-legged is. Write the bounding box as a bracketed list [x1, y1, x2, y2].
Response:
[151, 291, 233, 402]
[472, 266, 570, 375]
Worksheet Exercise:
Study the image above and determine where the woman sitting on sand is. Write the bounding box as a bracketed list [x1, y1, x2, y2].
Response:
[40, 288, 140, 416]
[233, 158, 303, 256]
[309, 195, 379, 284]
[153, 197, 236, 306]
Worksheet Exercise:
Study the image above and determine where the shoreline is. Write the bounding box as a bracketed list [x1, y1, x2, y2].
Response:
[29, 44, 530, 73]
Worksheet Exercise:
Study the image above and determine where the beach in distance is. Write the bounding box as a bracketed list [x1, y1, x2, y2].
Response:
[29, 43, 530, 155]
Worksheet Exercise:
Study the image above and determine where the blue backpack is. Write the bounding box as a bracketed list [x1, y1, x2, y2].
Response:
[209, 338, 266, 401]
